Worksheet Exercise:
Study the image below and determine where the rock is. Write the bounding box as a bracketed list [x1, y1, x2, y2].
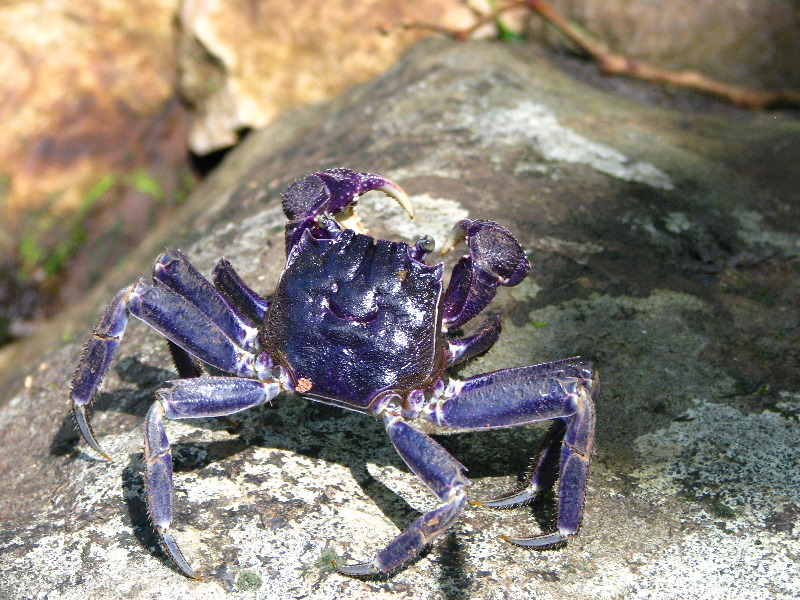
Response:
[0, 0, 191, 324]
[537, 0, 800, 90]
[1, 39, 798, 599]
[177, 0, 475, 154]
[178, 0, 800, 155]
[0, 0, 188, 217]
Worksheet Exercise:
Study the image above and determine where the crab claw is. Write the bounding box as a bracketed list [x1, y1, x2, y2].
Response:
[72, 404, 112, 461]
[441, 219, 530, 330]
[282, 168, 412, 240]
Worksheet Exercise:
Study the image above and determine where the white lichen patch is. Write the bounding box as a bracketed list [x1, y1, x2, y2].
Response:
[470, 101, 674, 190]
[662, 211, 692, 234]
[732, 208, 800, 259]
[633, 399, 800, 520]
[532, 236, 605, 265]
[611, 399, 800, 600]
[358, 192, 469, 247]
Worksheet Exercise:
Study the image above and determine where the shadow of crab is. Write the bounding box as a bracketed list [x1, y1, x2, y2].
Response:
[55, 341, 562, 585]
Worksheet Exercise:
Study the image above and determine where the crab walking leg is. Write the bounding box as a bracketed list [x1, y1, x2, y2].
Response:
[425, 361, 597, 547]
[70, 280, 258, 458]
[335, 414, 470, 576]
[145, 376, 282, 579]
[69, 288, 130, 459]
[212, 257, 270, 325]
[479, 418, 568, 509]
[153, 249, 260, 352]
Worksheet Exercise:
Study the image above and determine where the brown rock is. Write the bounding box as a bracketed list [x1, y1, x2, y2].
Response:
[0, 0, 193, 322]
[538, 0, 800, 90]
[176, 0, 476, 153]
[0, 0, 187, 217]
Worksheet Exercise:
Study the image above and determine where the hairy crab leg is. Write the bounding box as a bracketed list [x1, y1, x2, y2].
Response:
[477, 418, 567, 509]
[70, 279, 260, 458]
[145, 377, 282, 579]
[424, 359, 597, 548]
[440, 219, 530, 332]
[334, 413, 470, 576]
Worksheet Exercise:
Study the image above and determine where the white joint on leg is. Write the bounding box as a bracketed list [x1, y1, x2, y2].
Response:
[422, 377, 464, 426]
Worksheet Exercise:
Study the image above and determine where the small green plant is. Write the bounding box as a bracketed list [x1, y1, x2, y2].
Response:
[709, 500, 736, 519]
[129, 169, 163, 200]
[235, 569, 263, 591]
[487, 0, 525, 42]
[17, 174, 116, 278]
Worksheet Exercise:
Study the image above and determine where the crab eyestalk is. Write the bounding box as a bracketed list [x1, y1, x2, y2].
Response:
[409, 235, 435, 262]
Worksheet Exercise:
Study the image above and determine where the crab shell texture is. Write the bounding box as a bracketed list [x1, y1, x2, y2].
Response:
[69, 168, 597, 580]
[264, 227, 444, 408]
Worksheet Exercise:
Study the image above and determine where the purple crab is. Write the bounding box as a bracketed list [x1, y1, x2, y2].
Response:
[70, 168, 597, 579]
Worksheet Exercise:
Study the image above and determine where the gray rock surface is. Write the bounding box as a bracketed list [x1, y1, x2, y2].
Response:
[1, 40, 798, 599]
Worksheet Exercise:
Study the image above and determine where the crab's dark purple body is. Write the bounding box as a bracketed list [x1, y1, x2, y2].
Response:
[264, 229, 444, 408]
[69, 168, 598, 580]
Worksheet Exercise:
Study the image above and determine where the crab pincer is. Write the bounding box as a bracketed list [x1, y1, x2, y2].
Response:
[282, 168, 414, 248]
[440, 219, 531, 330]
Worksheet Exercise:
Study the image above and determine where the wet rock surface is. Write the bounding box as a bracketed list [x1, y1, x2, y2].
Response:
[0, 40, 798, 599]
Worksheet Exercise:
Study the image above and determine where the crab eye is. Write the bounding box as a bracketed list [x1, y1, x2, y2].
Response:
[418, 235, 435, 253]
[409, 235, 435, 262]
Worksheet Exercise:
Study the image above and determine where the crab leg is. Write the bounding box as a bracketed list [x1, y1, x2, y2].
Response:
[424, 359, 597, 548]
[70, 287, 130, 459]
[212, 257, 270, 325]
[70, 279, 259, 459]
[447, 315, 502, 366]
[440, 219, 530, 331]
[145, 377, 282, 579]
[335, 413, 470, 576]
[154, 249, 260, 351]
[480, 418, 567, 510]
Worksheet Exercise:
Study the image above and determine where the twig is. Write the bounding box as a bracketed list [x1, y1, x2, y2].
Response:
[405, 0, 800, 109]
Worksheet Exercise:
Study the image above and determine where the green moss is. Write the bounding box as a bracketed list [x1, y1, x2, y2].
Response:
[129, 169, 163, 200]
[315, 549, 339, 574]
[235, 569, 262, 591]
[709, 500, 736, 519]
